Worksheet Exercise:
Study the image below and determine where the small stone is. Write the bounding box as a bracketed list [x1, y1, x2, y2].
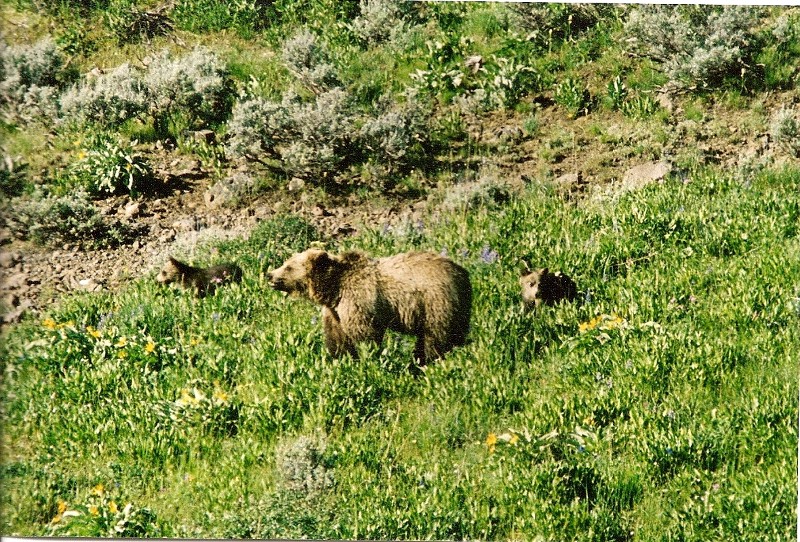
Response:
[287, 178, 305, 192]
[124, 201, 141, 219]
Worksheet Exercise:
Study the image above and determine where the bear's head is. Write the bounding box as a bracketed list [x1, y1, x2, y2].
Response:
[520, 263, 549, 309]
[268, 248, 343, 306]
[157, 257, 188, 285]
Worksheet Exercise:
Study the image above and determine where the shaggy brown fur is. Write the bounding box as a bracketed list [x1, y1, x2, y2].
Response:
[157, 257, 242, 297]
[520, 263, 577, 310]
[268, 249, 472, 366]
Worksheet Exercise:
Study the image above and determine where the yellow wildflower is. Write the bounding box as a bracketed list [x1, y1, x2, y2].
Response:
[486, 432, 497, 453]
[57, 500, 67, 514]
[77, 151, 86, 160]
[189, 337, 200, 346]
[43, 318, 57, 330]
[212, 388, 229, 403]
[145, 341, 156, 354]
[87, 326, 102, 338]
[509, 433, 520, 446]
[88, 505, 99, 516]
[109, 501, 118, 514]
[91, 483, 104, 496]
[115, 337, 128, 347]
[118, 349, 128, 359]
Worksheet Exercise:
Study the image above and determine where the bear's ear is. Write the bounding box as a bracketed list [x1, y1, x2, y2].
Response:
[307, 250, 333, 273]
[519, 259, 532, 276]
[307, 251, 342, 307]
[169, 256, 180, 265]
[540, 267, 549, 276]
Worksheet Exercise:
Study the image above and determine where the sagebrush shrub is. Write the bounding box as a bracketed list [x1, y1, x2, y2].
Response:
[11, 190, 136, 249]
[0, 37, 66, 124]
[144, 46, 233, 135]
[274, 433, 333, 496]
[60, 63, 148, 126]
[350, 0, 411, 45]
[226, 88, 357, 181]
[60, 47, 233, 137]
[623, 5, 763, 89]
[359, 94, 430, 172]
[770, 106, 800, 157]
[281, 28, 339, 93]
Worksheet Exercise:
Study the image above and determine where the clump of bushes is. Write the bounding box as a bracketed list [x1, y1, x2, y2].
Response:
[623, 5, 764, 90]
[510, 3, 619, 47]
[770, 106, 800, 158]
[281, 28, 340, 93]
[0, 37, 70, 124]
[8, 190, 138, 249]
[226, 29, 432, 185]
[350, 0, 418, 46]
[60, 46, 233, 139]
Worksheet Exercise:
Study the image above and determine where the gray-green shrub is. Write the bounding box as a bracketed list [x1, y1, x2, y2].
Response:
[623, 5, 764, 90]
[60, 63, 148, 126]
[281, 28, 340, 93]
[770, 106, 800, 157]
[60, 47, 233, 138]
[10, 190, 136, 248]
[0, 37, 66, 124]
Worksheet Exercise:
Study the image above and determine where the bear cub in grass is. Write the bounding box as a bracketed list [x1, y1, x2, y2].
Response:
[157, 257, 242, 297]
[520, 262, 577, 310]
[268, 249, 472, 366]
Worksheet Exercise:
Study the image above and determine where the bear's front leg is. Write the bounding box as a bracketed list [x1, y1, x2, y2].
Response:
[322, 307, 357, 358]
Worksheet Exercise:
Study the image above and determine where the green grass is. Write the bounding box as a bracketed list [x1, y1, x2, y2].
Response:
[3, 165, 798, 539]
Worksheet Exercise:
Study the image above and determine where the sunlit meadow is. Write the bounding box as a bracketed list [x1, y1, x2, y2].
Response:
[2, 165, 798, 540]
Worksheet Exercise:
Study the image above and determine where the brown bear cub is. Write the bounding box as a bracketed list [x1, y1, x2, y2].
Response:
[157, 257, 243, 297]
[520, 263, 577, 310]
[268, 249, 472, 367]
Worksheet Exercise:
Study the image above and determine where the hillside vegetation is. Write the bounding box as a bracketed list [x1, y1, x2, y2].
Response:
[2, 2, 800, 540]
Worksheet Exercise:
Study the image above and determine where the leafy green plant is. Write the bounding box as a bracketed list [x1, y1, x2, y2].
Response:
[554, 76, 590, 118]
[46, 484, 164, 537]
[67, 135, 152, 195]
[604, 75, 627, 111]
[622, 93, 659, 119]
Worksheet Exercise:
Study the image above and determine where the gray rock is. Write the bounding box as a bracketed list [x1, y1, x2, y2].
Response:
[621, 161, 672, 189]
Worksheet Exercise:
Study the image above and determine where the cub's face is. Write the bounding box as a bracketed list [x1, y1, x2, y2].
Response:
[156, 259, 181, 285]
[268, 249, 327, 296]
[520, 268, 546, 307]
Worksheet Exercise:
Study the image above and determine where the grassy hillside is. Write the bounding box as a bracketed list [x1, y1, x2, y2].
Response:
[3, 165, 799, 539]
[2, 2, 800, 540]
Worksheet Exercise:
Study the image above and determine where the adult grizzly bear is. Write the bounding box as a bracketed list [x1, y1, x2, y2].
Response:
[268, 249, 472, 366]
[520, 263, 577, 310]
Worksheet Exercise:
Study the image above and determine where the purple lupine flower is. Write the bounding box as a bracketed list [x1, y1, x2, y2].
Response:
[479, 245, 498, 264]
[459, 248, 470, 259]
[440, 247, 448, 257]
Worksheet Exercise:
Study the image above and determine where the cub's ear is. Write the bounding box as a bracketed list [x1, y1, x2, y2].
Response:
[540, 267, 550, 276]
[519, 259, 532, 276]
